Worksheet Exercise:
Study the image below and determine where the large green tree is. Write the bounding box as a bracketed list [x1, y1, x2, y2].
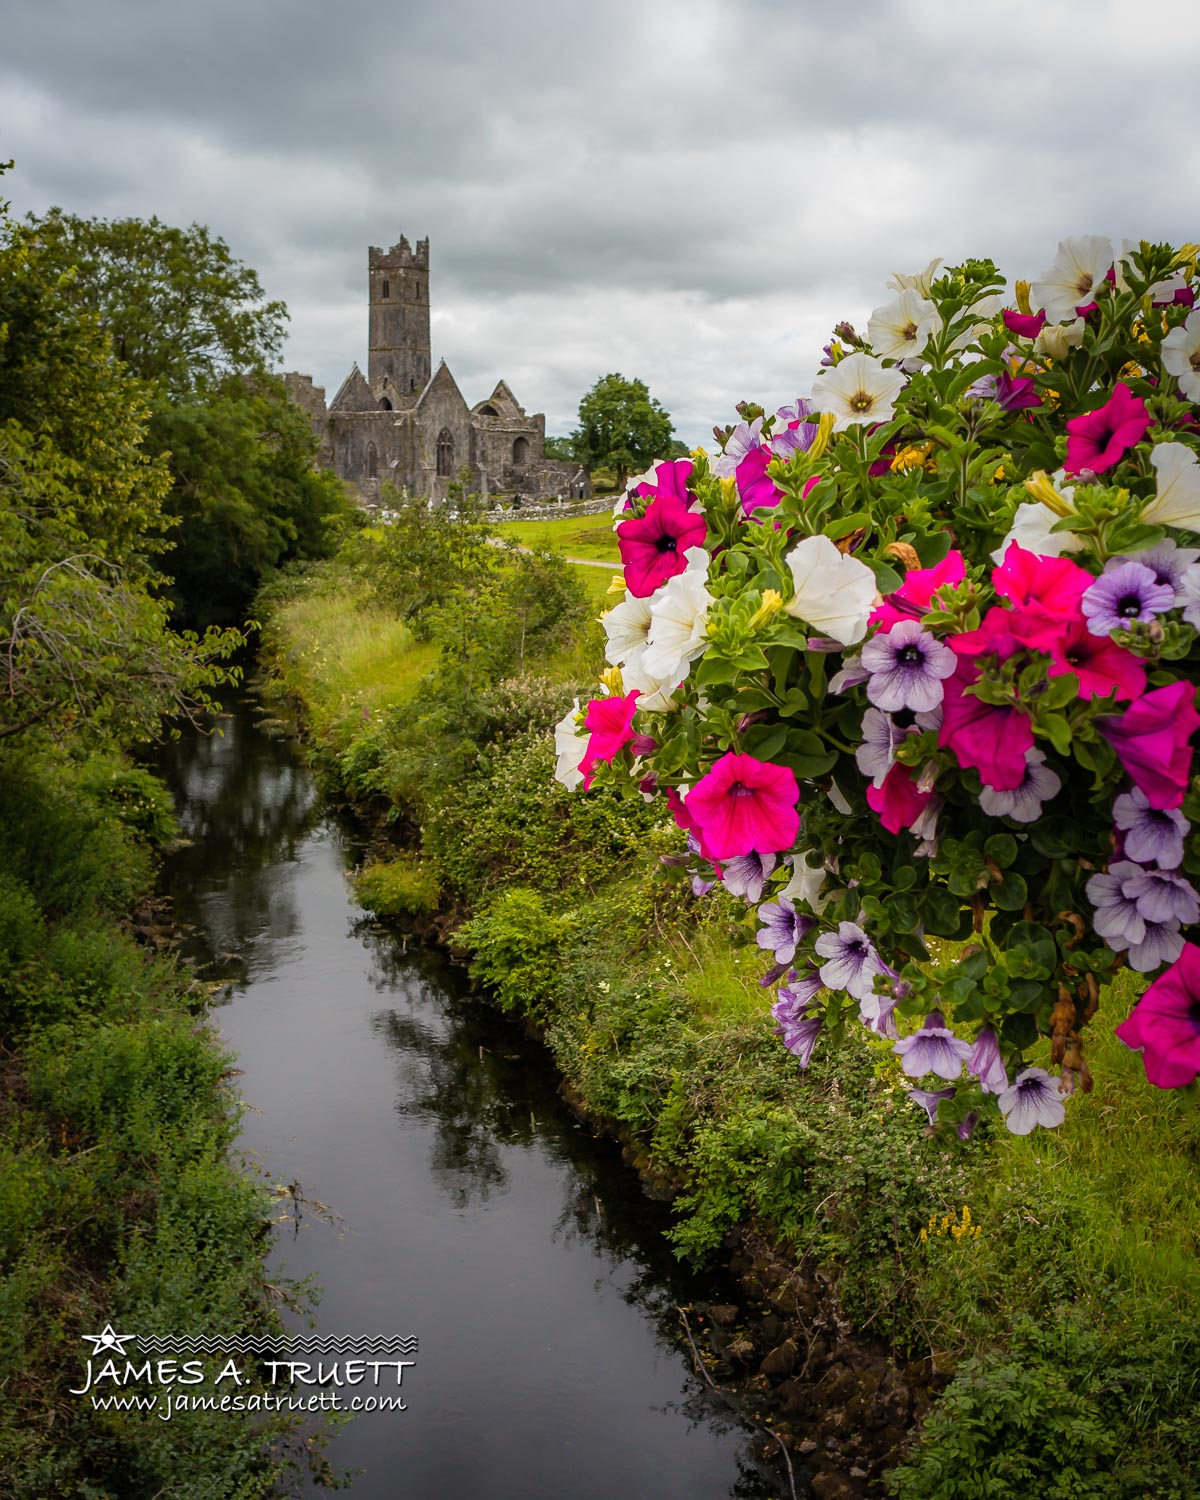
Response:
[572, 372, 676, 490]
[15, 209, 351, 625]
[0, 174, 239, 742]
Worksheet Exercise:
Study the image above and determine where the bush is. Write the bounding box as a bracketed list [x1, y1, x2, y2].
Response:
[355, 854, 442, 917]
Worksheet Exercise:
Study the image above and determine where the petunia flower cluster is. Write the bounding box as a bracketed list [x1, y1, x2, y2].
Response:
[555, 237, 1200, 1137]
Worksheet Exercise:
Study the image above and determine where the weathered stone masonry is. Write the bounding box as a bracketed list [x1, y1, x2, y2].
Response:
[284, 235, 588, 507]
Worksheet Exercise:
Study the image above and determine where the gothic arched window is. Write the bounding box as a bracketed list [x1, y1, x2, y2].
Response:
[380, 397, 392, 411]
[513, 436, 529, 465]
[366, 443, 378, 479]
[436, 428, 454, 477]
[382, 279, 390, 300]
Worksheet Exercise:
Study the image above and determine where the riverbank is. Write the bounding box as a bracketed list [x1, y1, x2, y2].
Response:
[258, 537, 1200, 1499]
[0, 733, 320, 1497]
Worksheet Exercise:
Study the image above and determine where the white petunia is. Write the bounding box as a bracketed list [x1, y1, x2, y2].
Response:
[946, 292, 1007, 354]
[784, 534, 878, 646]
[887, 258, 942, 297]
[641, 549, 713, 683]
[780, 851, 831, 913]
[813, 352, 906, 431]
[991, 501, 1084, 564]
[1034, 316, 1087, 361]
[603, 591, 653, 666]
[622, 653, 685, 713]
[1162, 307, 1200, 403]
[1031, 236, 1113, 323]
[1142, 443, 1200, 530]
[553, 699, 587, 791]
[868, 288, 937, 362]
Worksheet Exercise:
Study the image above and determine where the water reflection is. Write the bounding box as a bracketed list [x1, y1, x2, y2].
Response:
[156, 694, 790, 1500]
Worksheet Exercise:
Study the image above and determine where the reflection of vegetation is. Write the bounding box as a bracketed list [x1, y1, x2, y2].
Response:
[155, 696, 320, 980]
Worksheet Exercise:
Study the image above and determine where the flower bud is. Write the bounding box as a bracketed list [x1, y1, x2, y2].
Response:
[1014, 279, 1033, 316]
[1022, 470, 1073, 517]
[748, 589, 785, 632]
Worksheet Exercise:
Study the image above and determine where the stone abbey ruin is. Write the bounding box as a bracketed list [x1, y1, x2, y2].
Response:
[284, 235, 588, 506]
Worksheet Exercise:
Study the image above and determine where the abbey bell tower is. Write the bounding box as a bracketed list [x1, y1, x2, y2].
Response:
[367, 235, 431, 396]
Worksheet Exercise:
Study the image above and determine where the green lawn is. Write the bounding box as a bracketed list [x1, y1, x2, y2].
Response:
[493, 509, 620, 564]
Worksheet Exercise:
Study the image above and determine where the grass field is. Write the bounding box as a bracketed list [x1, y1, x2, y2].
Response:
[493, 509, 620, 563]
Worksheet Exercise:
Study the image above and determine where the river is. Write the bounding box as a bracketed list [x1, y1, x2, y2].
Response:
[155, 691, 789, 1499]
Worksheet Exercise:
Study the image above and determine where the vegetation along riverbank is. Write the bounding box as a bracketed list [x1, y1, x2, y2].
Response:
[0, 175, 349, 1495]
[259, 481, 1200, 1500]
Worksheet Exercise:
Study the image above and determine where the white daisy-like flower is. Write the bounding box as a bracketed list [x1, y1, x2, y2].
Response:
[784, 534, 878, 646]
[1031, 236, 1113, 323]
[867, 288, 938, 363]
[887, 258, 942, 297]
[603, 591, 653, 666]
[553, 699, 587, 791]
[1142, 443, 1200, 530]
[813, 352, 905, 431]
[1162, 306, 1200, 403]
[1034, 316, 1087, 361]
[641, 549, 713, 683]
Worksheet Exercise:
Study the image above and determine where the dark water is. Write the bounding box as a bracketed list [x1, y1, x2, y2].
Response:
[156, 694, 787, 1500]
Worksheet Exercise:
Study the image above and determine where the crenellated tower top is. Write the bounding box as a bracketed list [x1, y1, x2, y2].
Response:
[368, 233, 431, 395]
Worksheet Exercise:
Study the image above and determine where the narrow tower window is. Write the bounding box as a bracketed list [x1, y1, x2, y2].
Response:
[436, 428, 454, 477]
[367, 442, 378, 479]
[382, 279, 390, 299]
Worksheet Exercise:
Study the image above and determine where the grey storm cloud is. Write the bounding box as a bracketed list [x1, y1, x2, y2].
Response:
[2, 0, 1197, 442]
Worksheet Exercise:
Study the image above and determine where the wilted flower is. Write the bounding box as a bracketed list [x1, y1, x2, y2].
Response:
[969, 1026, 1009, 1095]
[907, 1085, 956, 1126]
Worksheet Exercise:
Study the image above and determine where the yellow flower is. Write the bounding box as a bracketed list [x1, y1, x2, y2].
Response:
[607, 574, 627, 596]
[748, 589, 784, 632]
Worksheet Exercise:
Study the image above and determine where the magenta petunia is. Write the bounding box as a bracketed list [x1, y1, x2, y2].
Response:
[1115, 942, 1200, 1088]
[871, 551, 966, 632]
[993, 543, 1092, 620]
[1002, 308, 1047, 339]
[1063, 382, 1151, 476]
[685, 752, 801, 860]
[996, 370, 1042, 411]
[734, 445, 783, 515]
[1045, 617, 1146, 700]
[1097, 681, 1200, 810]
[938, 661, 1034, 791]
[579, 692, 640, 788]
[617, 490, 707, 598]
[866, 762, 934, 834]
[634, 457, 695, 505]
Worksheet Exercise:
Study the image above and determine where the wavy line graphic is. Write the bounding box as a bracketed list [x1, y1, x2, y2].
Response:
[133, 1336, 418, 1355]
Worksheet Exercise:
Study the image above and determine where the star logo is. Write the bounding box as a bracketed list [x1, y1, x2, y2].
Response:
[81, 1324, 137, 1358]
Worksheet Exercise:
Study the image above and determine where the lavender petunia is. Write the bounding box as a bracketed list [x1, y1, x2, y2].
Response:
[778, 962, 823, 1009]
[829, 653, 870, 693]
[772, 996, 824, 1067]
[724, 851, 777, 904]
[1081, 562, 1176, 637]
[1178, 564, 1200, 629]
[907, 1085, 956, 1126]
[1113, 786, 1189, 869]
[1088, 860, 1186, 971]
[1123, 867, 1200, 925]
[893, 1010, 974, 1080]
[860, 620, 958, 713]
[969, 1026, 1009, 1095]
[1124, 540, 1200, 595]
[814, 922, 889, 1001]
[713, 417, 764, 478]
[855, 707, 910, 787]
[978, 748, 1062, 824]
[756, 895, 813, 966]
[998, 1068, 1066, 1135]
[771, 398, 819, 458]
[957, 1110, 981, 1141]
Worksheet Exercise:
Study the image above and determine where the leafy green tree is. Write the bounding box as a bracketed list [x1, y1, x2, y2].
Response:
[0, 174, 240, 742]
[14, 208, 351, 624]
[572, 372, 675, 491]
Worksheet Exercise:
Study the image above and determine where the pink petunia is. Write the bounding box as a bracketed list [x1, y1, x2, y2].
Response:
[1002, 308, 1047, 339]
[685, 752, 800, 860]
[617, 490, 707, 598]
[734, 445, 782, 515]
[579, 692, 640, 788]
[1063, 382, 1151, 476]
[1115, 942, 1200, 1088]
[1045, 618, 1146, 700]
[992, 544, 1093, 650]
[938, 660, 1034, 791]
[871, 551, 966, 632]
[634, 457, 695, 504]
[866, 762, 934, 834]
[1097, 681, 1200, 810]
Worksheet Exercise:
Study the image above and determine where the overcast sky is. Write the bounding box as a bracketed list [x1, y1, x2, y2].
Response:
[2, 0, 1196, 446]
